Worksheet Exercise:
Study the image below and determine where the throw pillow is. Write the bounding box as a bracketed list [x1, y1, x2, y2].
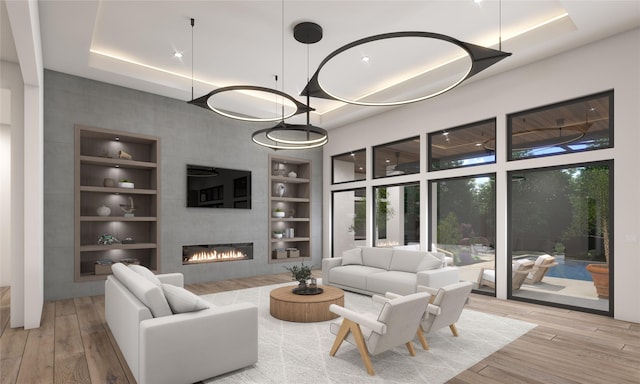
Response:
[129, 264, 162, 287]
[417, 253, 443, 271]
[341, 248, 363, 266]
[111, 263, 172, 318]
[162, 284, 210, 314]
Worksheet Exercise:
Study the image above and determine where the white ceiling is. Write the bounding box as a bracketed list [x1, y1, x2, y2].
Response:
[4, 1, 640, 128]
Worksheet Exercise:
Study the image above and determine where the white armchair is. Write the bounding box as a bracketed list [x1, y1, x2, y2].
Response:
[328, 291, 430, 375]
[415, 281, 473, 350]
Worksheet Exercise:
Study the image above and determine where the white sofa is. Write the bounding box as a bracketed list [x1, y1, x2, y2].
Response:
[105, 263, 258, 384]
[322, 247, 460, 296]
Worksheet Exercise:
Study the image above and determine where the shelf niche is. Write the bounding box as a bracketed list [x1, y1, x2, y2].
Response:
[269, 154, 312, 264]
[75, 125, 161, 281]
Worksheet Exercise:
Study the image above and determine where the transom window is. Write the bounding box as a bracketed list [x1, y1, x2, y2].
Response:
[508, 91, 613, 160]
[332, 149, 366, 184]
[429, 118, 496, 171]
[372, 136, 420, 178]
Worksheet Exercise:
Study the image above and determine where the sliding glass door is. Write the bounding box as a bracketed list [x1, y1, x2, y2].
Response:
[373, 183, 420, 247]
[332, 188, 366, 257]
[508, 162, 612, 313]
[430, 175, 496, 289]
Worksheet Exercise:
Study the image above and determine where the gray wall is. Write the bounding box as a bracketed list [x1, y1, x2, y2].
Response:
[44, 70, 323, 300]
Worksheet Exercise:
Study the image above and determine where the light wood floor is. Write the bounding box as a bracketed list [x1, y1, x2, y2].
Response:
[1, 273, 639, 384]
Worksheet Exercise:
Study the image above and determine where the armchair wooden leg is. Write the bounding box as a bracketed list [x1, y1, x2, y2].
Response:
[449, 324, 459, 337]
[416, 326, 429, 350]
[405, 341, 416, 356]
[348, 320, 375, 376]
[330, 319, 375, 376]
[329, 320, 351, 356]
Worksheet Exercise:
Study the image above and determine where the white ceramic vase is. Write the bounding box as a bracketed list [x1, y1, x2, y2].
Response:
[96, 205, 111, 217]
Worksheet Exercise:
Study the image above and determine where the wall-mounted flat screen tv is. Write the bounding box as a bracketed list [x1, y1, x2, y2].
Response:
[187, 164, 251, 209]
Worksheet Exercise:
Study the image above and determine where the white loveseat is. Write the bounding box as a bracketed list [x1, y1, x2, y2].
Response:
[322, 247, 460, 296]
[105, 263, 258, 384]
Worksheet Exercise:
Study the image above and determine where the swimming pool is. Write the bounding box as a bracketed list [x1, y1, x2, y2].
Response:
[545, 259, 594, 281]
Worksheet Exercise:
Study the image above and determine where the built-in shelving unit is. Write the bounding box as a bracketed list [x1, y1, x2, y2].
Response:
[74, 125, 160, 281]
[269, 155, 311, 263]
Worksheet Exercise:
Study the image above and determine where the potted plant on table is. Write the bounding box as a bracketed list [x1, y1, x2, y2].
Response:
[284, 262, 312, 289]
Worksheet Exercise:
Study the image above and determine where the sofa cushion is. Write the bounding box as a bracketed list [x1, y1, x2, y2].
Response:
[129, 264, 162, 287]
[389, 250, 430, 273]
[162, 284, 210, 314]
[361, 247, 393, 270]
[329, 265, 386, 291]
[366, 271, 418, 296]
[534, 254, 554, 265]
[111, 263, 172, 318]
[513, 259, 530, 272]
[342, 248, 363, 266]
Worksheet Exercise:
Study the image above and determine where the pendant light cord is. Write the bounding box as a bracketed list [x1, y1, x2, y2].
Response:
[280, 0, 285, 120]
[499, 0, 502, 51]
[306, 44, 310, 128]
[190, 18, 195, 101]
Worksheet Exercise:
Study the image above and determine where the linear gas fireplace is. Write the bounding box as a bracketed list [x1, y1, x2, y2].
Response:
[183, 242, 253, 265]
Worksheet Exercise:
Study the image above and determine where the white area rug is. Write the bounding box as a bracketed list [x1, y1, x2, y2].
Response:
[202, 282, 535, 384]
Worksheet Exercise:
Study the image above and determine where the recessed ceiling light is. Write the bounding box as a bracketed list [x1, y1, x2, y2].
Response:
[173, 51, 183, 58]
[475, 143, 482, 146]
[361, 56, 370, 63]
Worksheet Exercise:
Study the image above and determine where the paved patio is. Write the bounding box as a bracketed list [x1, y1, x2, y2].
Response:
[458, 262, 609, 312]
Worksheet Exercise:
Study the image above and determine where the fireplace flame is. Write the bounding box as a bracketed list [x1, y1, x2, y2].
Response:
[185, 249, 248, 263]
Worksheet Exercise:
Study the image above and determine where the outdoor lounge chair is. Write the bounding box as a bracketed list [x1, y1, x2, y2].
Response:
[477, 259, 535, 291]
[525, 254, 558, 284]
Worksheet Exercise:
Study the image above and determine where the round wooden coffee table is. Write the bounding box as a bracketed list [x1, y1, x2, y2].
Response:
[270, 285, 344, 323]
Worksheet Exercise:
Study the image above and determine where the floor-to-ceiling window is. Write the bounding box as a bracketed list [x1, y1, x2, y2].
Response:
[428, 119, 497, 289]
[505, 90, 613, 315]
[331, 149, 368, 257]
